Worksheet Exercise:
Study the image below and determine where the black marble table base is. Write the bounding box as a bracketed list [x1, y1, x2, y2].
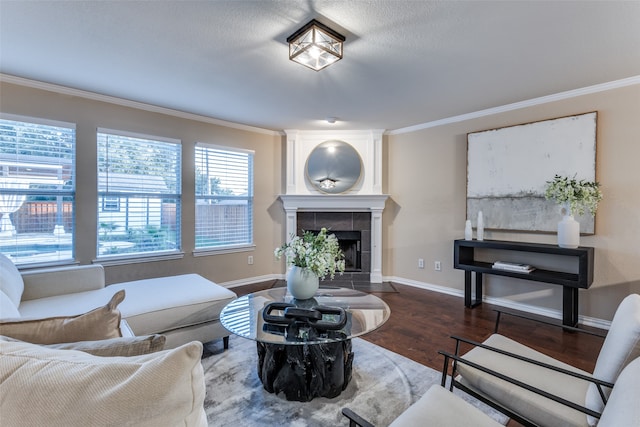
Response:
[256, 339, 354, 402]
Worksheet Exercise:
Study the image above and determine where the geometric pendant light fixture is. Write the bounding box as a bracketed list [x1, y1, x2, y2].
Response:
[287, 19, 345, 71]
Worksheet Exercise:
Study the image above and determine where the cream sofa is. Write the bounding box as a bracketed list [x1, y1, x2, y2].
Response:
[0, 253, 237, 349]
[1, 336, 208, 427]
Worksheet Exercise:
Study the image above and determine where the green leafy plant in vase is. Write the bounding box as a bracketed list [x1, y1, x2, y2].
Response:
[275, 228, 345, 299]
[544, 174, 603, 248]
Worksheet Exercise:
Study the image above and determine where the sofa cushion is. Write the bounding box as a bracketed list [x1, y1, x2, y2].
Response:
[107, 274, 237, 336]
[1, 334, 166, 357]
[0, 338, 206, 427]
[0, 290, 20, 318]
[458, 333, 592, 427]
[390, 385, 503, 427]
[0, 290, 124, 344]
[21, 264, 106, 301]
[585, 293, 640, 425]
[0, 253, 23, 308]
[17, 274, 237, 339]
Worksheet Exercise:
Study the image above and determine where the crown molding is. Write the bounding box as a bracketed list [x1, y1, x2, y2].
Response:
[388, 75, 640, 135]
[0, 73, 280, 136]
[3, 72, 638, 137]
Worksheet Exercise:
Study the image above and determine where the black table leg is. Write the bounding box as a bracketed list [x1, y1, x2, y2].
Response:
[562, 286, 579, 327]
[464, 271, 472, 307]
[475, 272, 483, 307]
[465, 271, 483, 308]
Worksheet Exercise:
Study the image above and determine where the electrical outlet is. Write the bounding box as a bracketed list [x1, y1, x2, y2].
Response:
[418, 258, 424, 269]
[248, 255, 254, 265]
[434, 261, 441, 271]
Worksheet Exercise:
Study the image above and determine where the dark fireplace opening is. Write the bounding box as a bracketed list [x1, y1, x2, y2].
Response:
[309, 230, 361, 272]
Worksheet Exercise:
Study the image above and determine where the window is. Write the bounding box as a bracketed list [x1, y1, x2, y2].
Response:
[195, 143, 253, 251]
[102, 196, 120, 212]
[0, 114, 76, 265]
[97, 129, 181, 258]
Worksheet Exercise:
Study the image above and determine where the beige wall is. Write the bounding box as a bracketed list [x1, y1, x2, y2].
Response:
[385, 83, 640, 322]
[2, 79, 638, 323]
[0, 81, 286, 287]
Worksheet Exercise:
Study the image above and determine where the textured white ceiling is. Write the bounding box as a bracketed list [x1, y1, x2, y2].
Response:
[1, 1, 639, 132]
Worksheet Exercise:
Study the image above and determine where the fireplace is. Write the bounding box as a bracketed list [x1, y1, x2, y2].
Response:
[333, 230, 361, 272]
[279, 129, 388, 283]
[305, 229, 361, 272]
[299, 212, 370, 277]
[281, 195, 387, 282]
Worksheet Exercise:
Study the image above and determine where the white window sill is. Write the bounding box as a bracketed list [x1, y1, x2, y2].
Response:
[93, 251, 185, 266]
[193, 244, 255, 257]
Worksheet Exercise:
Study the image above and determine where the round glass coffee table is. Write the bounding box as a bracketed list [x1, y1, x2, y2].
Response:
[220, 286, 391, 401]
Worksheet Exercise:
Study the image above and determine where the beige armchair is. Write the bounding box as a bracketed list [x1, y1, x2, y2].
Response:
[441, 293, 640, 427]
[342, 355, 640, 427]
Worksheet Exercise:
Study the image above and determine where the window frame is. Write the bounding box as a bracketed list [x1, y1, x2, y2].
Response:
[0, 113, 76, 267]
[193, 142, 255, 256]
[96, 128, 183, 264]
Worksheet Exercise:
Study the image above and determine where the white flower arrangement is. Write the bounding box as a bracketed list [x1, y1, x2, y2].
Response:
[544, 174, 603, 216]
[275, 228, 345, 280]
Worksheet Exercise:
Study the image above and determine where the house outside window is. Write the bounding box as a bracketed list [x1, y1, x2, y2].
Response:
[195, 143, 254, 251]
[102, 196, 120, 212]
[97, 129, 181, 258]
[0, 114, 76, 265]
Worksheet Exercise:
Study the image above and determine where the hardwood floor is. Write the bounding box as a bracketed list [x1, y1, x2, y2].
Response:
[231, 281, 605, 426]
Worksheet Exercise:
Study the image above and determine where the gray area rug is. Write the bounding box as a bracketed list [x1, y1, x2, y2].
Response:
[201, 336, 509, 426]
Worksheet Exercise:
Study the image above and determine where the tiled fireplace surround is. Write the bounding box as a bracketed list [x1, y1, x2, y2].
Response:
[297, 211, 372, 282]
[280, 129, 388, 283]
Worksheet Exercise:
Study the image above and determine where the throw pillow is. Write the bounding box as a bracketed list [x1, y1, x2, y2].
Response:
[0, 289, 125, 344]
[0, 334, 166, 357]
[0, 339, 207, 427]
[0, 289, 20, 318]
[0, 253, 24, 307]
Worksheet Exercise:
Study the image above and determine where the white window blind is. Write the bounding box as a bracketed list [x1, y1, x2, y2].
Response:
[195, 143, 253, 250]
[97, 129, 181, 258]
[0, 114, 76, 265]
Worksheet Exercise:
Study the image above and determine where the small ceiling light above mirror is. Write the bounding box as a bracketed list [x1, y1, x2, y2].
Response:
[319, 178, 338, 190]
[287, 19, 345, 71]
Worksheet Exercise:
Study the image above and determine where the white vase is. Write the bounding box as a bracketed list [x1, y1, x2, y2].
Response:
[464, 220, 473, 240]
[476, 211, 484, 241]
[286, 266, 319, 299]
[557, 209, 580, 249]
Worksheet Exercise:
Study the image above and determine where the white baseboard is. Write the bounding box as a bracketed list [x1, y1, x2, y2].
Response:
[384, 276, 611, 330]
[222, 274, 282, 289]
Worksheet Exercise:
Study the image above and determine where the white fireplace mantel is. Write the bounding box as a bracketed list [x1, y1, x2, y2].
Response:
[279, 194, 389, 283]
[279, 130, 388, 283]
[279, 194, 388, 212]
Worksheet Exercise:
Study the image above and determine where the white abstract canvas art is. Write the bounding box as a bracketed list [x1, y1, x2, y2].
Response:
[467, 112, 597, 233]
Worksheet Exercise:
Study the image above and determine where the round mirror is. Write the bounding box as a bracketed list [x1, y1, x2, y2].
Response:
[305, 140, 362, 194]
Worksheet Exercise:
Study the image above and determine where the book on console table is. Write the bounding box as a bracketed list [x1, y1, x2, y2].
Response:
[492, 261, 536, 273]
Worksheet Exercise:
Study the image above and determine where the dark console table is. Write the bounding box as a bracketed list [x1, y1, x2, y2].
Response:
[453, 239, 594, 326]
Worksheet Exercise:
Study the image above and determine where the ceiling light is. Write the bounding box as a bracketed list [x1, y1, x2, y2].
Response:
[287, 19, 345, 71]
